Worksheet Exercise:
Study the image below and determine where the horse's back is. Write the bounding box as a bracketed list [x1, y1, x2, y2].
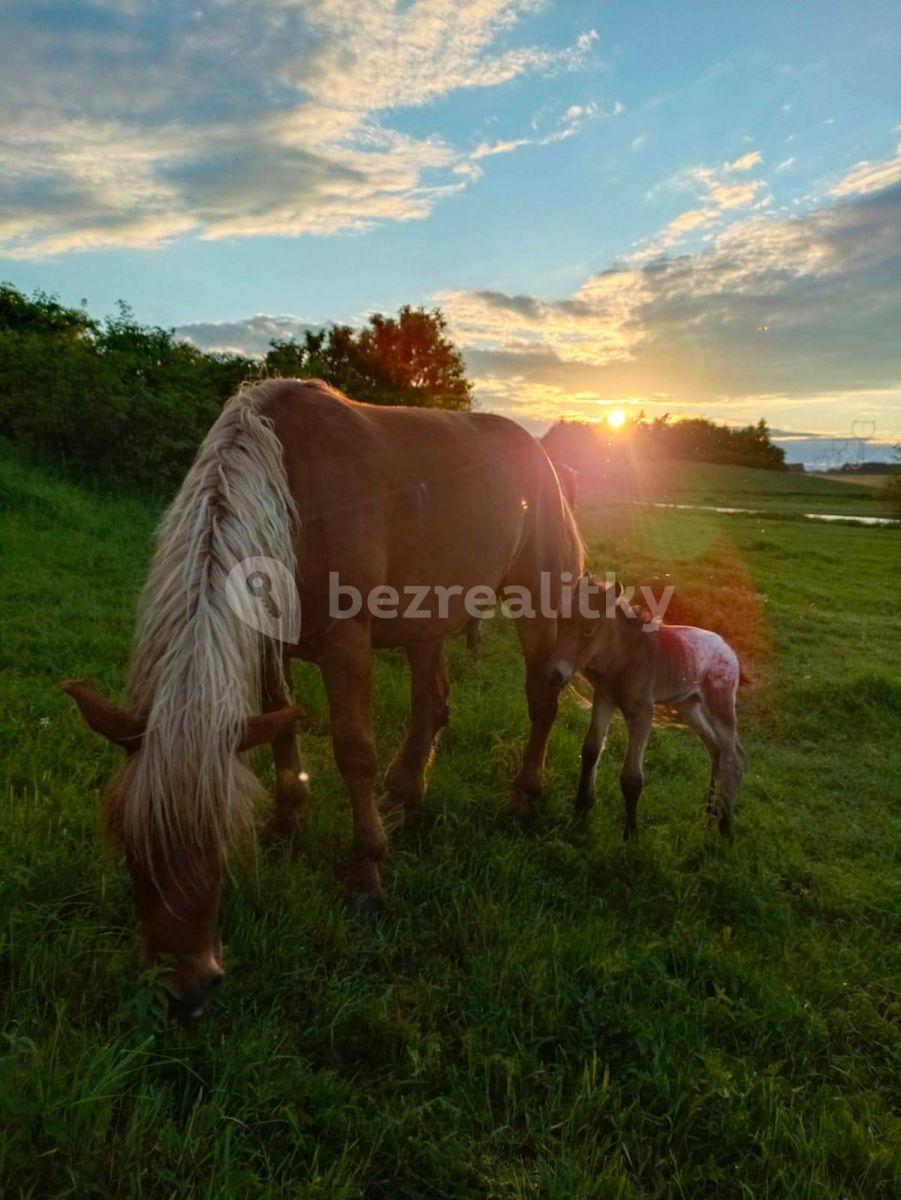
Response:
[256, 380, 572, 644]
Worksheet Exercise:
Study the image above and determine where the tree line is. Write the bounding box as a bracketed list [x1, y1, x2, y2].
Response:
[1, 283, 791, 493]
[543, 413, 787, 475]
[0, 285, 471, 489]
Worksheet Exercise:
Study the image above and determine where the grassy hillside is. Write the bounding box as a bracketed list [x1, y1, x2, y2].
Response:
[1, 446, 899, 1198]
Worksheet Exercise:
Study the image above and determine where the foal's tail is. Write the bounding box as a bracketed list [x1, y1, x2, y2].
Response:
[119, 380, 298, 867]
[738, 663, 752, 687]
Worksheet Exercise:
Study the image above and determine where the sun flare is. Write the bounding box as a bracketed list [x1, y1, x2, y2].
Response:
[607, 407, 628, 428]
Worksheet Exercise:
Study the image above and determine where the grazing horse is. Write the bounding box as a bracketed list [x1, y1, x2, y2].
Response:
[65, 379, 582, 1016]
[546, 575, 744, 839]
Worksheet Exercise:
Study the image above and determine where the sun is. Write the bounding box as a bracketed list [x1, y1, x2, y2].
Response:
[607, 407, 627, 429]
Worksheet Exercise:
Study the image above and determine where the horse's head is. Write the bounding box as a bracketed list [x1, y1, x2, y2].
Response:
[63, 680, 301, 1019]
[546, 574, 623, 688]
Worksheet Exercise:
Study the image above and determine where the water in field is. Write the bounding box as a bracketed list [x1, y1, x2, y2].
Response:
[647, 502, 899, 527]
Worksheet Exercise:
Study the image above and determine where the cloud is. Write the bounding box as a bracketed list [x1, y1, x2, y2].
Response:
[469, 98, 616, 162]
[776, 157, 795, 172]
[0, 1, 600, 258]
[831, 145, 901, 197]
[630, 151, 767, 260]
[436, 179, 901, 431]
[176, 314, 320, 358]
[728, 151, 763, 172]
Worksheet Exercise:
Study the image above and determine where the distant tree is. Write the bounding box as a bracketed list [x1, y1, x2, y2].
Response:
[263, 306, 472, 410]
[885, 445, 901, 519]
[542, 412, 787, 476]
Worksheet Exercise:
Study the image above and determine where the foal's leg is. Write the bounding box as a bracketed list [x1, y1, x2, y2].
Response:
[319, 620, 387, 905]
[508, 614, 560, 818]
[683, 693, 742, 839]
[676, 698, 721, 823]
[708, 690, 743, 840]
[262, 656, 311, 841]
[620, 703, 653, 840]
[575, 692, 615, 814]
[380, 637, 449, 813]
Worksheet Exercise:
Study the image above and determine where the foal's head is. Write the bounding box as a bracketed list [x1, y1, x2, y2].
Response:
[64, 681, 301, 1018]
[546, 573, 623, 688]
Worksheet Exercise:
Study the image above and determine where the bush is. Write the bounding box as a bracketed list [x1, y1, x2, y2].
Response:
[0, 287, 472, 490]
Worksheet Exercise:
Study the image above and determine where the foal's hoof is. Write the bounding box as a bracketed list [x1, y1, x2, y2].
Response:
[343, 881, 389, 915]
[504, 790, 538, 823]
[350, 890, 389, 917]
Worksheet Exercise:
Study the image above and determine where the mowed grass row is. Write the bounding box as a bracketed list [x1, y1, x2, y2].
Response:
[1, 447, 899, 1198]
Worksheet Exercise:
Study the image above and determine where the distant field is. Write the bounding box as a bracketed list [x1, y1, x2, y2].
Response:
[1, 445, 899, 1198]
[579, 458, 894, 517]
[812, 472, 892, 490]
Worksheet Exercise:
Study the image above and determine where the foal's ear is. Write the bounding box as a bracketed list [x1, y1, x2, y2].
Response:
[239, 705, 315, 752]
[613, 579, 624, 598]
[62, 680, 146, 751]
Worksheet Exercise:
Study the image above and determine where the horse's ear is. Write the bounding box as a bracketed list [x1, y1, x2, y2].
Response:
[239, 705, 316, 752]
[62, 680, 146, 751]
[613, 579, 623, 598]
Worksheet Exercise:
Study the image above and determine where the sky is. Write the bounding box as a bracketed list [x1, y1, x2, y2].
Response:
[1, 1, 899, 464]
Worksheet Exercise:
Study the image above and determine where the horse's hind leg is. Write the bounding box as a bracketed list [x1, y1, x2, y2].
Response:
[381, 637, 449, 814]
[508, 614, 560, 819]
[319, 620, 387, 906]
[262, 655, 311, 842]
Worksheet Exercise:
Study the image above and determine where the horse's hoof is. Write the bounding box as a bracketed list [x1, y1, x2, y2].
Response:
[378, 789, 423, 814]
[260, 817, 305, 850]
[574, 793, 595, 817]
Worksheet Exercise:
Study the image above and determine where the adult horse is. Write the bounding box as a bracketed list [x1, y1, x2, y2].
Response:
[65, 379, 583, 1017]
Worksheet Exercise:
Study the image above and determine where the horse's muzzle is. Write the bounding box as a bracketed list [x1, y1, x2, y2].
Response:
[546, 662, 572, 689]
[168, 969, 225, 1022]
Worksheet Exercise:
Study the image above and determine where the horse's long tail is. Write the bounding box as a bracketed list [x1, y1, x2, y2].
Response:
[118, 380, 297, 866]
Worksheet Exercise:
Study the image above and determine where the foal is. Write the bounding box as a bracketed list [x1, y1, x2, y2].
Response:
[546, 576, 744, 838]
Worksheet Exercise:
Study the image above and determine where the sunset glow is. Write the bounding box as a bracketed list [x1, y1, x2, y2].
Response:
[607, 408, 627, 429]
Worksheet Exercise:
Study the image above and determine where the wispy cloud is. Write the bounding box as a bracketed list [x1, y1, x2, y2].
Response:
[469, 99, 618, 163]
[831, 144, 901, 197]
[629, 150, 767, 260]
[0, 1, 600, 258]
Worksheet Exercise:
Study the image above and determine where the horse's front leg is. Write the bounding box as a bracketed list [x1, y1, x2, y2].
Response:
[262, 655, 311, 843]
[381, 637, 449, 814]
[620, 703, 653, 840]
[508, 614, 560, 819]
[319, 619, 387, 906]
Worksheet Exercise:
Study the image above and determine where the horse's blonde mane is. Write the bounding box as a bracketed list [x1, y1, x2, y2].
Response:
[109, 379, 297, 866]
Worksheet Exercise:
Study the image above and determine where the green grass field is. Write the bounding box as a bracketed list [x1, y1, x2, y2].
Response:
[580, 458, 894, 517]
[2, 446, 899, 1198]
